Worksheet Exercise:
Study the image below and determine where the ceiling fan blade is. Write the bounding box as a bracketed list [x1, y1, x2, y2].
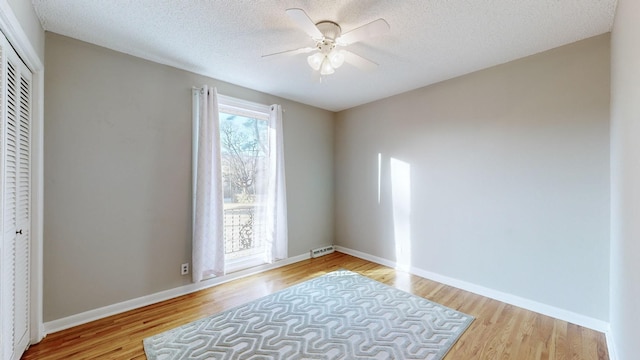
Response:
[262, 47, 316, 58]
[286, 8, 323, 39]
[343, 50, 378, 71]
[337, 18, 390, 45]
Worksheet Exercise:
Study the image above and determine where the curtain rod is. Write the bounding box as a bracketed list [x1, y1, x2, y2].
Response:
[191, 87, 285, 112]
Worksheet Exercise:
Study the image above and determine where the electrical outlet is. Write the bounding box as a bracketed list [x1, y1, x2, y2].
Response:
[181, 263, 189, 275]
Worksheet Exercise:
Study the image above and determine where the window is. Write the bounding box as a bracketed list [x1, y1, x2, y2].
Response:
[192, 88, 286, 281]
[218, 95, 271, 272]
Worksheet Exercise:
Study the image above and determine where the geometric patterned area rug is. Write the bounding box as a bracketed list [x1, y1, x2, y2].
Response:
[143, 270, 474, 360]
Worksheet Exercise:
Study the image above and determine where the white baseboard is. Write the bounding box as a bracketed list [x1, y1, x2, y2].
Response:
[605, 326, 618, 360]
[43, 247, 618, 359]
[335, 246, 610, 333]
[43, 252, 310, 335]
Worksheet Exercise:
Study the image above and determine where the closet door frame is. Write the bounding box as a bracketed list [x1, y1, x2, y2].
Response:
[0, 2, 45, 346]
[1, 32, 33, 360]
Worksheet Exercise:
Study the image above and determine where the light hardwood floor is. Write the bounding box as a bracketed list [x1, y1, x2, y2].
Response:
[22, 252, 609, 359]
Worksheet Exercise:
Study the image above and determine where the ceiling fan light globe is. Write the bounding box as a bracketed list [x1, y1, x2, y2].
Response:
[307, 52, 324, 70]
[329, 50, 345, 68]
[320, 58, 335, 75]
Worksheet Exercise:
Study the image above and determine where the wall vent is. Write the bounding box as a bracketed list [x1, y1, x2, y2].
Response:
[310, 245, 335, 258]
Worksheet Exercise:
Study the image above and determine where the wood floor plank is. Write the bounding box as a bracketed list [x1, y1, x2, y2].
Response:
[22, 252, 609, 360]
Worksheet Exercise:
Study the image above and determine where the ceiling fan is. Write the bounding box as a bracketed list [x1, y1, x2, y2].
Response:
[263, 8, 390, 77]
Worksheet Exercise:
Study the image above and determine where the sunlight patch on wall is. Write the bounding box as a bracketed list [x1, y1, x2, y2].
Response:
[391, 158, 411, 271]
[377, 153, 382, 204]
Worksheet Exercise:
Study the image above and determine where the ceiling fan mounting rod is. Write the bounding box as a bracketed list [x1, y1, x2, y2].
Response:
[315, 21, 341, 41]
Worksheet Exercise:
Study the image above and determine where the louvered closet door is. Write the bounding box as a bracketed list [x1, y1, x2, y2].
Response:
[14, 47, 31, 360]
[0, 32, 32, 360]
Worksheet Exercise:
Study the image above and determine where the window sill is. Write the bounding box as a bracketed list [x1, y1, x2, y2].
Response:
[225, 254, 268, 274]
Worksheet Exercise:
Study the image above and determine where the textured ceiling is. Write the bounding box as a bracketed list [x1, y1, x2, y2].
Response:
[32, 0, 617, 112]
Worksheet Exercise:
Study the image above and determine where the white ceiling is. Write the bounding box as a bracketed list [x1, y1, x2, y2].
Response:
[32, 0, 617, 112]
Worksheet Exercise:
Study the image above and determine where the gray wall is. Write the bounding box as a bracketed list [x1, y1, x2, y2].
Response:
[43, 33, 334, 321]
[335, 35, 610, 320]
[610, 0, 640, 357]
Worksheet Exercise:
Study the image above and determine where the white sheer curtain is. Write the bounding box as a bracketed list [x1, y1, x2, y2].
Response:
[192, 86, 224, 282]
[266, 104, 288, 261]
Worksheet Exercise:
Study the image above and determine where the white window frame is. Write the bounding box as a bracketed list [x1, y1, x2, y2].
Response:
[217, 95, 271, 273]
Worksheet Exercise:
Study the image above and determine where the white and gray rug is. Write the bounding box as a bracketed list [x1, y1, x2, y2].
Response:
[143, 270, 474, 360]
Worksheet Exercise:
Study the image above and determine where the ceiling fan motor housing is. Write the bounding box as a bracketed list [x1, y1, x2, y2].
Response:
[315, 21, 342, 54]
[317, 39, 335, 54]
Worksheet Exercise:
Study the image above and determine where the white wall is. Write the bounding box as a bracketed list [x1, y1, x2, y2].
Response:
[335, 34, 610, 320]
[5, 0, 44, 60]
[610, 0, 640, 358]
[43, 33, 334, 321]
